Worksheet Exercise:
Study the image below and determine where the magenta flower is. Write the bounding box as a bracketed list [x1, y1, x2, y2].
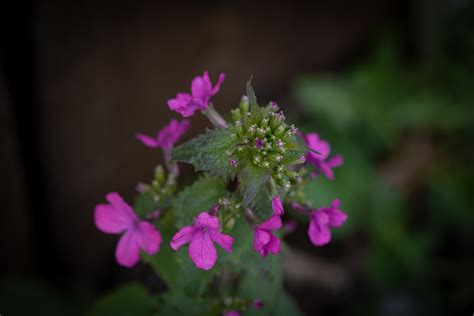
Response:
[272, 196, 284, 216]
[168, 71, 225, 117]
[308, 199, 347, 246]
[136, 118, 190, 149]
[253, 198, 284, 257]
[170, 212, 234, 270]
[94, 193, 162, 268]
[302, 132, 343, 180]
[223, 311, 240, 316]
[253, 299, 264, 309]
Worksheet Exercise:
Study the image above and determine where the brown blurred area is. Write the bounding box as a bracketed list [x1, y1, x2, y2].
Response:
[1, 0, 401, 300]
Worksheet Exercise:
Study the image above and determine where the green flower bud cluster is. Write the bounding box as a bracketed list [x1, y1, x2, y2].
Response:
[226, 96, 306, 190]
[138, 165, 177, 202]
[217, 197, 241, 231]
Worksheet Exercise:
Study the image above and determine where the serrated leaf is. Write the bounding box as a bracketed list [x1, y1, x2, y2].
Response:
[238, 164, 270, 208]
[171, 129, 234, 178]
[173, 176, 226, 227]
[87, 284, 156, 316]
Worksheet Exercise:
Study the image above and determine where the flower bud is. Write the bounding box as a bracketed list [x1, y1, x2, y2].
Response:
[231, 109, 241, 121]
[274, 124, 286, 137]
[240, 95, 249, 114]
[154, 165, 165, 183]
[224, 218, 235, 230]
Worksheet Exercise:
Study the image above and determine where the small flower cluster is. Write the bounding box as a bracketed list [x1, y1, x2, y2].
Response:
[226, 98, 304, 190]
[93, 71, 347, 315]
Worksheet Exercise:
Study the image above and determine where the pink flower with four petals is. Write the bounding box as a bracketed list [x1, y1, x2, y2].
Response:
[170, 212, 234, 270]
[94, 192, 162, 268]
[308, 199, 347, 246]
[302, 132, 343, 180]
[168, 71, 225, 117]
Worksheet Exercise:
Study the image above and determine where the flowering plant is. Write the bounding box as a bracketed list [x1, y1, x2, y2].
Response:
[93, 71, 347, 316]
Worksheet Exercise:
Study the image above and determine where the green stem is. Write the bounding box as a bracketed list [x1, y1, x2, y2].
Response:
[267, 177, 278, 196]
[203, 103, 228, 128]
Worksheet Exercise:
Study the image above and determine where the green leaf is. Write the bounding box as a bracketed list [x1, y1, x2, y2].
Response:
[231, 220, 287, 315]
[141, 212, 180, 287]
[171, 129, 234, 178]
[173, 176, 226, 227]
[238, 164, 270, 208]
[157, 291, 220, 316]
[87, 284, 156, 316]
[272, 293, 304, 316]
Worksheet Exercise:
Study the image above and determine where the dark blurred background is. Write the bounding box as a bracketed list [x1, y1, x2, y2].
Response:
[1, 0, 473, 315]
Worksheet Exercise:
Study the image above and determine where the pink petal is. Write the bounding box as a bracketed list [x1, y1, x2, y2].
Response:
[210, 231, 233, 253]
[325, 199, 347, 227]
[191, 71, 212, 107]
[115, 229, 141, 268]
[156, 119, 190, 149]
[94, 192, 136, 234]
[224, 311, 240, 316]
[170, 225, 196, 250]
[194, 212, 220, 230]
[327, 154, 344, 168]
[319, 161, 335, 180]
[271, 196, 284, 216]
[136, 221, 162, 255]
[257, 215, 282, 231]
[308, 211, 331, 246]
[167, 93, 201, 117]
[266, 235, 281, 255]
[136, 134, 159, 148]
[305, 133, 330, 160]
[253, 229, 271, 252]
[188, 232, 217, 270]
[211, 73, 225, 96]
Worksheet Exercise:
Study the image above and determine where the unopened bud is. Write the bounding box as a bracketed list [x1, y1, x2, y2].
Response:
[224, 218, 236, 230]
[240, 95, 249, 114]
[231, 109, 242, 121]
[154, 165, 165, 183]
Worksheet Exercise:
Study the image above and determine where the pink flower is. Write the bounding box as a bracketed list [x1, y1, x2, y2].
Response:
[308, 199, 347, 246]
[136, 118, 190, 149]
[253, 198, 284, 257]
[302, 132, 343, 180]
[168, 71, 225, 117]
[253, 299, 264, 309]
[223, 311, 240, 316]
[272, 196, 284, 216]
[94, 193, 162, 268]
[170, 212, 233, 270]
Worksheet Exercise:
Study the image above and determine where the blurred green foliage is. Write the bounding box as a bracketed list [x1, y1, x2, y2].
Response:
[293, 25, 474, 315]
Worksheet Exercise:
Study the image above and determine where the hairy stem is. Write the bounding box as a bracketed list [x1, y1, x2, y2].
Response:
[203, 103, 228, 128]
